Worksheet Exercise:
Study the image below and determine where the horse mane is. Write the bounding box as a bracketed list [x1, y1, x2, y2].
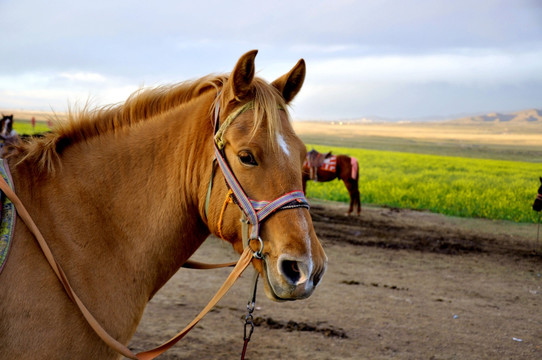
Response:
[12, 74, 289, 175]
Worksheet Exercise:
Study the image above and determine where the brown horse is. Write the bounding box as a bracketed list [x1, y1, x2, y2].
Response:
[302, 149, 361, 215]
[0, 50, 327, 359]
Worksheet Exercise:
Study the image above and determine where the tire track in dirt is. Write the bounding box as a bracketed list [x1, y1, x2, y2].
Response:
[309, 204, 535, 257]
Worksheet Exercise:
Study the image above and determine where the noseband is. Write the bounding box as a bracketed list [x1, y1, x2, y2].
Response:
[208, 98, 310, 255]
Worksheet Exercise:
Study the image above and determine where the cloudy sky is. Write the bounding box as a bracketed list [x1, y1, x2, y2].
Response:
[1, 0, 541, 121]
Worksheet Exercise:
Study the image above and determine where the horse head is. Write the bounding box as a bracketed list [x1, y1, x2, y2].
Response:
[207, 50, 327, 301]
[1, 114, 13, 122]
[533, 177, 542, 212]
[1, 114, 13, 136]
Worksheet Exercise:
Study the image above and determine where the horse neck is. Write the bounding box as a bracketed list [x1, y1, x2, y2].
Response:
[11, 94, 216, 302]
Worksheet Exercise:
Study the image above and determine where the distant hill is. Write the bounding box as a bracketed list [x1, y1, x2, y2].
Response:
[4, 107, 542, 125]
[322, 108, 542, 124]
[450, 108, 542, 124]
[0, 109, 67, 122]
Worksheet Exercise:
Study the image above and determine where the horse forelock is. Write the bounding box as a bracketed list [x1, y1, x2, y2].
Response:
[217, 77, 289, 152]
[253, 78, 289, 152]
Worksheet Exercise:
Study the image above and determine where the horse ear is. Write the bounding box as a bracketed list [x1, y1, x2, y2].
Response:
[229, 50, 258, 101]
[272, 59, 306, 104]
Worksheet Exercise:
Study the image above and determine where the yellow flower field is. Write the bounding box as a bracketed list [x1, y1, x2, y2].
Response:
[306, 145, 541, 223]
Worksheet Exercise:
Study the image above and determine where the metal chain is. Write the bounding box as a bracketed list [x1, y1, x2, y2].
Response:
[241, 271, 260, 360]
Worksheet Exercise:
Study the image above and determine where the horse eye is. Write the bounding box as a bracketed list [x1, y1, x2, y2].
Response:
[238, 151, 258, 166]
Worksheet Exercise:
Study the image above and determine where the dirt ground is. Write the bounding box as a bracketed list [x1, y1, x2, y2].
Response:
[129, 201, 542, 360]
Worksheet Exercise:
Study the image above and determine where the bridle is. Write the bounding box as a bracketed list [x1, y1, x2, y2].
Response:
[209, 97, 311, 358]
[0, 94, 311, 360]
[210, 98, 310, 249]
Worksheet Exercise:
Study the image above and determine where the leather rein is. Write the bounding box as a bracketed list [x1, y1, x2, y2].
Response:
[0, 97, 310, 359]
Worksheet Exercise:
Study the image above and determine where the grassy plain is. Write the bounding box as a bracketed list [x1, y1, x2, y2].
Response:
[5, 109, 542, 223]
[13, 121, 52, 134]
[293, 120, 542, 223]
[293, 121, 542, 162]
[2, 109, 67, 122]
[2, 109, 59, 134]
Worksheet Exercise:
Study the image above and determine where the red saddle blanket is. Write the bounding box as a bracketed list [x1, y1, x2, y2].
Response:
[319, 156, 336, 172]
[304, 155, 337, 173]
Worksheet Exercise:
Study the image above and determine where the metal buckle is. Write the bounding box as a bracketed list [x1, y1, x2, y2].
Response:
[250, 237, 264, 259]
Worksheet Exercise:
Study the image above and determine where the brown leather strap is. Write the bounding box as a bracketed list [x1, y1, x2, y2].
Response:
[0, 175, 253, 360]
[136, 247, 253, 360]
[182, 259, 237, 269]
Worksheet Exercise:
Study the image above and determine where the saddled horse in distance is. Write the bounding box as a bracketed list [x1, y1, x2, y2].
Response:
[0, 50, 327, 359]
[533, 177, 542, 212]
[302, 148, 361, 215]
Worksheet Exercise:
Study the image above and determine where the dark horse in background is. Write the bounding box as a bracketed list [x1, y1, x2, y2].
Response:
[533, 177, 542, 212]
[1, 114, 18, 155]
[1, 114, 15, 137]
[302, 148, 361, 215]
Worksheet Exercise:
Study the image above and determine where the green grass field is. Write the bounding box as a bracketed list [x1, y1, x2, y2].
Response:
[305, 144, 541, 223]
[11, 118, 540, 223]
[13, 121, 51, 135]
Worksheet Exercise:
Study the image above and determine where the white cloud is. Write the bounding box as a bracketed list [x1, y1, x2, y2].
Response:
[307, 49, 542, 85]
[288, 44, 360, 54]
[1, 0, 541, 119]
[59, 72, 107, 83]
[0, 71, 139, 110]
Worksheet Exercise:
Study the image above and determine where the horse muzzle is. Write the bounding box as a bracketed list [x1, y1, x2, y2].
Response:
[261, 251, 327, 301]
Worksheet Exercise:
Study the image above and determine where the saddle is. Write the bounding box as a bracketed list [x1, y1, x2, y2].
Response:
[304, 149, 335, 181]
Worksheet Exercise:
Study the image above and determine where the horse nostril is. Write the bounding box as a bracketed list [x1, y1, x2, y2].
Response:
[280, 260, 301, 285]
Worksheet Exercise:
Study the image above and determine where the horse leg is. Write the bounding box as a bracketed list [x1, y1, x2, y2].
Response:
[347, 156, 361, 215]
[353, 179, 361, 215]
[357, 194, 361, 215]
[342, 179, 356, 215]
[342, 178, 361, 216]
